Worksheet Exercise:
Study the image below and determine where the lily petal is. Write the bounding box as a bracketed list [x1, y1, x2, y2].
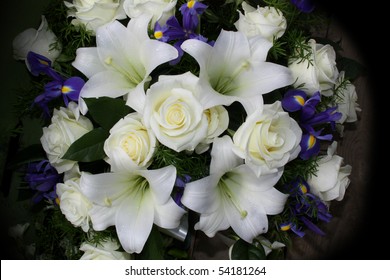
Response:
[138, 166, 177, 204]
[153, 198, 186, 229]
[72, 47, 105, 78]
[195, 211, 230, 238]
[116, 191, 154, 254]
[181, 174, 221, 214]
[210, 135, 243, 174]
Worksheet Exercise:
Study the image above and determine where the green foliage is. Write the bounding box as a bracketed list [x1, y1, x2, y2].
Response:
[34, 205, 85, 259]
[151, 145, 211, 180]
[62, 128, 109, 162]
[230, 239, 266, 260]
[279, 157, 319, 185]
[84, 97, 133, 130]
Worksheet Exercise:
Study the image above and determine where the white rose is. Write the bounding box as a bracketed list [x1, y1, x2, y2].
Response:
[234, 2, 287, 42]
[233, 101, 302, 176]
[195, 105, 229, 154]
[79, 239, 132, 260]
[40, 102, 94, 173]
[288, 39, 339, 96]
[12, 15, 61, 64]
[143, 72, 208, 152]
[104, 112, 157, 172]
[307, 141, 352, 202]
[56, 177, 92, 232]
[123, 0, 177, 26]
[335, 71, 361, 124]
[64, 0, 127, 34]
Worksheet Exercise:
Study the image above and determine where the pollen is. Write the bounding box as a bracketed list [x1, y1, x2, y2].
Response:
[61, 86, 71, 94]
[38, 59, 49, 66]
[154, 31, 163, 39]
[187, 0, 196, 8]
[307, 134, 316, 149]
[280, 223, 291, 231]
[299, 183, 308, 194]
[294, 95, 305, 106]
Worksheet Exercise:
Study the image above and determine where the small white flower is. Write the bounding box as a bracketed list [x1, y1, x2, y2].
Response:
[307, 141, 352, 201]
[143, 72, 209, 152]
[57, 176, 92, 232]
[104, 112, 157, 172]
[64, 0, 127, 34]
[232, 101, 302, 177]
[335, 71, 361, 124]
[234, 2, 287, 42]
[182, 136, 287, 243]
[12, 15, 61, 65]
[79, 238, 132, 260]
[40, 102, 94, 173]
[288, 39, 339, 96]
[123, 0, 177, 26]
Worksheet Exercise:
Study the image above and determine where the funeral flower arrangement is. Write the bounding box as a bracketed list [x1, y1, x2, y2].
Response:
[8, 0, 362, 260]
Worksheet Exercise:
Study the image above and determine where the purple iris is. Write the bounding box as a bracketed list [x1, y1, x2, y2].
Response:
[280, 178, 332, 236]
[154, 1, 210, 64]
[24, 160, 62, 204]
[173, 174, 191, 208]
[290, 0, 315, 13]
[179, 0, 208, 30]
[27, 52, 61, 80]
[282, 89, 341, 159]
[27, 51, 85, 118]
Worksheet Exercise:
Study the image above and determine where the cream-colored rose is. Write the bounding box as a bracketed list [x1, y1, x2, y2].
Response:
[143, 72, 208, 152]
[335, 71, 361, 124]
[104, 112, 156, 172]
[233, 101, 302, 176]
[79, 239, 132, 259]
[307, 141, 352, 202]
[288, 39, 339, 96]
[234, 2, 287, 42]
[123, 0, 177, 26]
[64, 0, 127, 34]
[40, 102, 94, 173]
[57, 177, 92, 232]
[12, 15, 61, 64]
[195, 105, 229, 154]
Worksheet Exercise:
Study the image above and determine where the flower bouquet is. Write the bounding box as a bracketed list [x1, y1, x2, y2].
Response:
[3, 0, 363, 260]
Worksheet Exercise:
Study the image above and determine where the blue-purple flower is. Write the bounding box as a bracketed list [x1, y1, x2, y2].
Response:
[282, 89, 341, 159]
[290, 0, 315, 13]
[154, 0, 210, 64]
[24, 160, 62, 204]
[280, 178, 332, 236]
[27, 51, 85, 117]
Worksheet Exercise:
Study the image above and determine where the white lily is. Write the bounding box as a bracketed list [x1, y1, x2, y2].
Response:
[181, 135, 287, 243]
[181, 31, 293, 113]
[72, 14, 178, 114]
[80, 165, 186, 254]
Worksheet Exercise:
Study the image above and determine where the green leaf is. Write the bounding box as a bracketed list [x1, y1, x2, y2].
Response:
[62, 128, 109, 162]
[136, 226, 165, 260]
[230, 239, 266, 260]
[84, 97, 133, 130]
[6, 144, 46, 169]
